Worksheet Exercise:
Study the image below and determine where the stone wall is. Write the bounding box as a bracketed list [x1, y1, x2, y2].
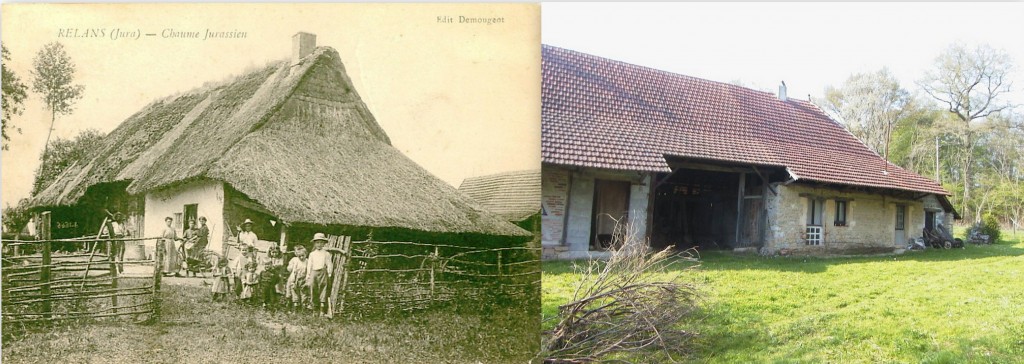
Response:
[764, 183, 926, 255]
[541, 166, 569, 246]
[541, 165, 652, 259]
[922, 194, 954, 228]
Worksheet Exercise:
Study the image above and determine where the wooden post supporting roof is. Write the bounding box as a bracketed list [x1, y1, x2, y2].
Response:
[735, 172, 745, 246]
[279, 223, 288, 253]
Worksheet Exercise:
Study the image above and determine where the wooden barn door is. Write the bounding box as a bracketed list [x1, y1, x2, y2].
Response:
[737, 173, 765, 248]
[738, 198, 764, 246]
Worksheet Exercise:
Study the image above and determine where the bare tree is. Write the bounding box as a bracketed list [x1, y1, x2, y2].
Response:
[815, 68, 911, 166]
[919, 43, 1015, 221]
[30, 42, 84, 193]
[2, 45, 29, 151]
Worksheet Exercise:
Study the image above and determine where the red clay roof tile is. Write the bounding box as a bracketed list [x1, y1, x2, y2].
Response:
[542, 45, 948, 196]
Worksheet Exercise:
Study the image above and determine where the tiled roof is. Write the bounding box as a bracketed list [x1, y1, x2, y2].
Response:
[458, 169, 541, 222]
[542, 45, 949, 196]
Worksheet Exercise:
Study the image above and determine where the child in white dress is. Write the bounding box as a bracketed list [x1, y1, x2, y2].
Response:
[211, 256, 230, 302]
[240, 261, 259, 304]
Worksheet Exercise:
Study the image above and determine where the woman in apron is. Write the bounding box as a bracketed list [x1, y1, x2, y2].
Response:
[160, 216, 182, 277]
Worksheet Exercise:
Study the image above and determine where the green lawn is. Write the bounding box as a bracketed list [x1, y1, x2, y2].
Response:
[3, 283, 538, 363]
[543, 233, 1024, 363]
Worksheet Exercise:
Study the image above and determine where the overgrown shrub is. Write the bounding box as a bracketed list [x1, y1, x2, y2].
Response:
[981, 213, 1002, 243]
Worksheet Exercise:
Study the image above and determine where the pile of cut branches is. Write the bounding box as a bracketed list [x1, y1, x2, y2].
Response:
[544, 223, 700, 363]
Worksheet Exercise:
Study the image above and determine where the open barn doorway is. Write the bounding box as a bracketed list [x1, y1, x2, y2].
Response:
[590, 179, 631, 250]
[651, 169, 738, 250]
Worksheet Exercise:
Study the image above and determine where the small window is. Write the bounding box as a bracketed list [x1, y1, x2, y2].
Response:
[173, 212, 183, 230]
[835, 200, 848, 226]
[805, 226, 823, 245]
[807, 199, 824, 226]
[896, 205, 906, 231]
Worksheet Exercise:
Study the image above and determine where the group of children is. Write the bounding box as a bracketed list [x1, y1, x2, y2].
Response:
[210, 233, 335, 316]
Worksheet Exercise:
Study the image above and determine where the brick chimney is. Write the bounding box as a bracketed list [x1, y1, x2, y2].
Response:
[292, 32, 316, 64]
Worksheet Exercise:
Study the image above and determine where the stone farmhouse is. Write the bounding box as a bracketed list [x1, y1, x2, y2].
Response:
[540, 45, 959, 259]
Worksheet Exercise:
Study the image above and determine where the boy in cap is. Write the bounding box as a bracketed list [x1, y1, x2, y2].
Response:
[238, 219, 258, 250]
[305, 233, 333, 317]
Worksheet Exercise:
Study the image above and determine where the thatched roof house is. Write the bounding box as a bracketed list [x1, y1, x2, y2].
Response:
[458, 170, 541, 223]
[30, 33, 528, 252]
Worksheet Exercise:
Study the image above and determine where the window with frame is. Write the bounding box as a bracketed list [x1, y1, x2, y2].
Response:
[806, 198, 824, 245]
[807, 198, 823, 226]
[834, 200, 848, 226]
[896, 205, 906, 231]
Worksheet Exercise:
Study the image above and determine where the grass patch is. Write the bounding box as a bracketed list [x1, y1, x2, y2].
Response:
[4, 282, 538, 363]
[543, 233, 1024, 363]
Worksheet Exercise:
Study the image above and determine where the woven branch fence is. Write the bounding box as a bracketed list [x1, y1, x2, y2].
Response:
[1, 236, 164, 329]
[315, 235, 540, 315]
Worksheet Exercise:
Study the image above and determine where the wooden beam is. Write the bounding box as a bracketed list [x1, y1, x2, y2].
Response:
[735, 173, 745, 246]
[798, 193, 855, 202]
[653, 169, 679, 189]
[752, 166, 778, 196]
[279, 223, 288, 253]
[671, 161, 754, 174]
[760, 183, 768, 247]
[645, 173, 656, 245]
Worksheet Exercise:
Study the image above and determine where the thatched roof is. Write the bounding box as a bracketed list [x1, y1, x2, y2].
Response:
[458, 170, 540, 222]
[31, 47, 528, 237]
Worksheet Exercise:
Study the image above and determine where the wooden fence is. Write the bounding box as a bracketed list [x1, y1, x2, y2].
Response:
[322, 235, 541, 315]
[1, 236, 164, 328]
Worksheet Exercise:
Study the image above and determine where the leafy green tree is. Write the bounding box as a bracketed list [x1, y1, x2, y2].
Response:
[2, 198, 33, 235]
[31, 42, 85, 192]
[2, 45, 29, 150]
[31, 128, 104, 196]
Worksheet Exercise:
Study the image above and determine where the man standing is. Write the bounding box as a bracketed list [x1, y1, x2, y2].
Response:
[109, 212, 130, 273]
[305, 233, 333, 317]
[238, 219, 258, 250]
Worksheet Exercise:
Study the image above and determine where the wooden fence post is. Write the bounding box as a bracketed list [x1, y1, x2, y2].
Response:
[429, 246, 438, 301]
[497, 251, 503, 277]
[107, 235, 118, 313]
[337, 237, 352, 314]
[39, 211, 52, 320]
[40, 240, 52, 320]
[327, 235, 351, 318]
[153, 238, 164, 321]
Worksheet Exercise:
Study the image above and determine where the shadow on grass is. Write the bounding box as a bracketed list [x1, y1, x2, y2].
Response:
[543, 243, 1024, 275]
[692, 243, 1024, 274]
